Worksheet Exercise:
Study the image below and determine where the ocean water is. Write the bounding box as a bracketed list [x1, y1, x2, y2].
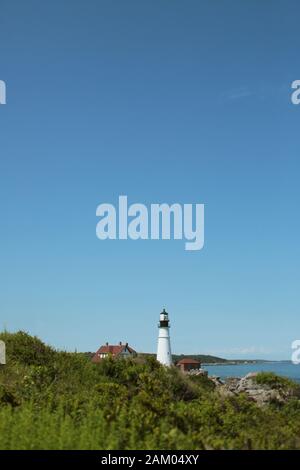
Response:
[203, 362, 300, 383]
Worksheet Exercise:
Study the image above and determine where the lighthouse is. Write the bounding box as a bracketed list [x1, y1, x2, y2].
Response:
[156, 308, 172, 366]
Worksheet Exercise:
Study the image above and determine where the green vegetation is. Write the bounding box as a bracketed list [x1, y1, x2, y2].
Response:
[140, 353, 228, 364]
[1, 331, 300, 450]
[254, 372, 300, 392]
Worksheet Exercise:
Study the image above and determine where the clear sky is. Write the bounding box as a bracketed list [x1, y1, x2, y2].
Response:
[1, 1, 299, 359]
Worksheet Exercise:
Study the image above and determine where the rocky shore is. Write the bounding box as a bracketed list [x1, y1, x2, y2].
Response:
[208, 372, 300, 406]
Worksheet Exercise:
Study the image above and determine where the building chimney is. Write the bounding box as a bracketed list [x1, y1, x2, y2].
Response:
[106, 342, 109, 346]
[119, 341, 122, 345]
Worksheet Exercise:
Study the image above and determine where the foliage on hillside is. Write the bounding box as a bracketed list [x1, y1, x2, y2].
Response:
[139, 352, 227, 364]
[0, 331, 300, 450]
[173, 354, 227, 364]
[254, 372, 300, 393]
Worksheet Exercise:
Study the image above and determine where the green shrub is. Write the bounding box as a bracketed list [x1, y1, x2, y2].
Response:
[254, 372, 299, 391]
[1, 331, 300, 450]
[0, 331, 56, 366]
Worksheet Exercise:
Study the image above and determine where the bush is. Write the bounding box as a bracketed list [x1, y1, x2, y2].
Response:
[254, 372, 300, 391]
[0, 331, 56, 366]
[1, 331, 300, 449]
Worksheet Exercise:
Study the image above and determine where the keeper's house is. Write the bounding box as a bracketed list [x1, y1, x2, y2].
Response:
[92, 342, 137, 363]
[176, 358, 201, 373]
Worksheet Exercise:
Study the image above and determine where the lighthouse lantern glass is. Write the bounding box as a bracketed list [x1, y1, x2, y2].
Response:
[160, 312, 168, 321]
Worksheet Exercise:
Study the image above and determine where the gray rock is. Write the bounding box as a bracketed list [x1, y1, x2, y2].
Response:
[214, 372, 294, 406]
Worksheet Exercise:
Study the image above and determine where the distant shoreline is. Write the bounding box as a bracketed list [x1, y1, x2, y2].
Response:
[203, 360, 292, 366]
[139, 353, 292, 366]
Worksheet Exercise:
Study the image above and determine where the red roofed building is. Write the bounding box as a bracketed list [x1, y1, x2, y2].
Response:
[176, 358, 201, 373]
[92, 342, 137, 363]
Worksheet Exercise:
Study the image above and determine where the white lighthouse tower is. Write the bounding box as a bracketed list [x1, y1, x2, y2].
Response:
[156, 308, 172, 366]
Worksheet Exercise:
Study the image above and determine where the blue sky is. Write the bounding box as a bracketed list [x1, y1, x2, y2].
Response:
[0, 1, 299, 359]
